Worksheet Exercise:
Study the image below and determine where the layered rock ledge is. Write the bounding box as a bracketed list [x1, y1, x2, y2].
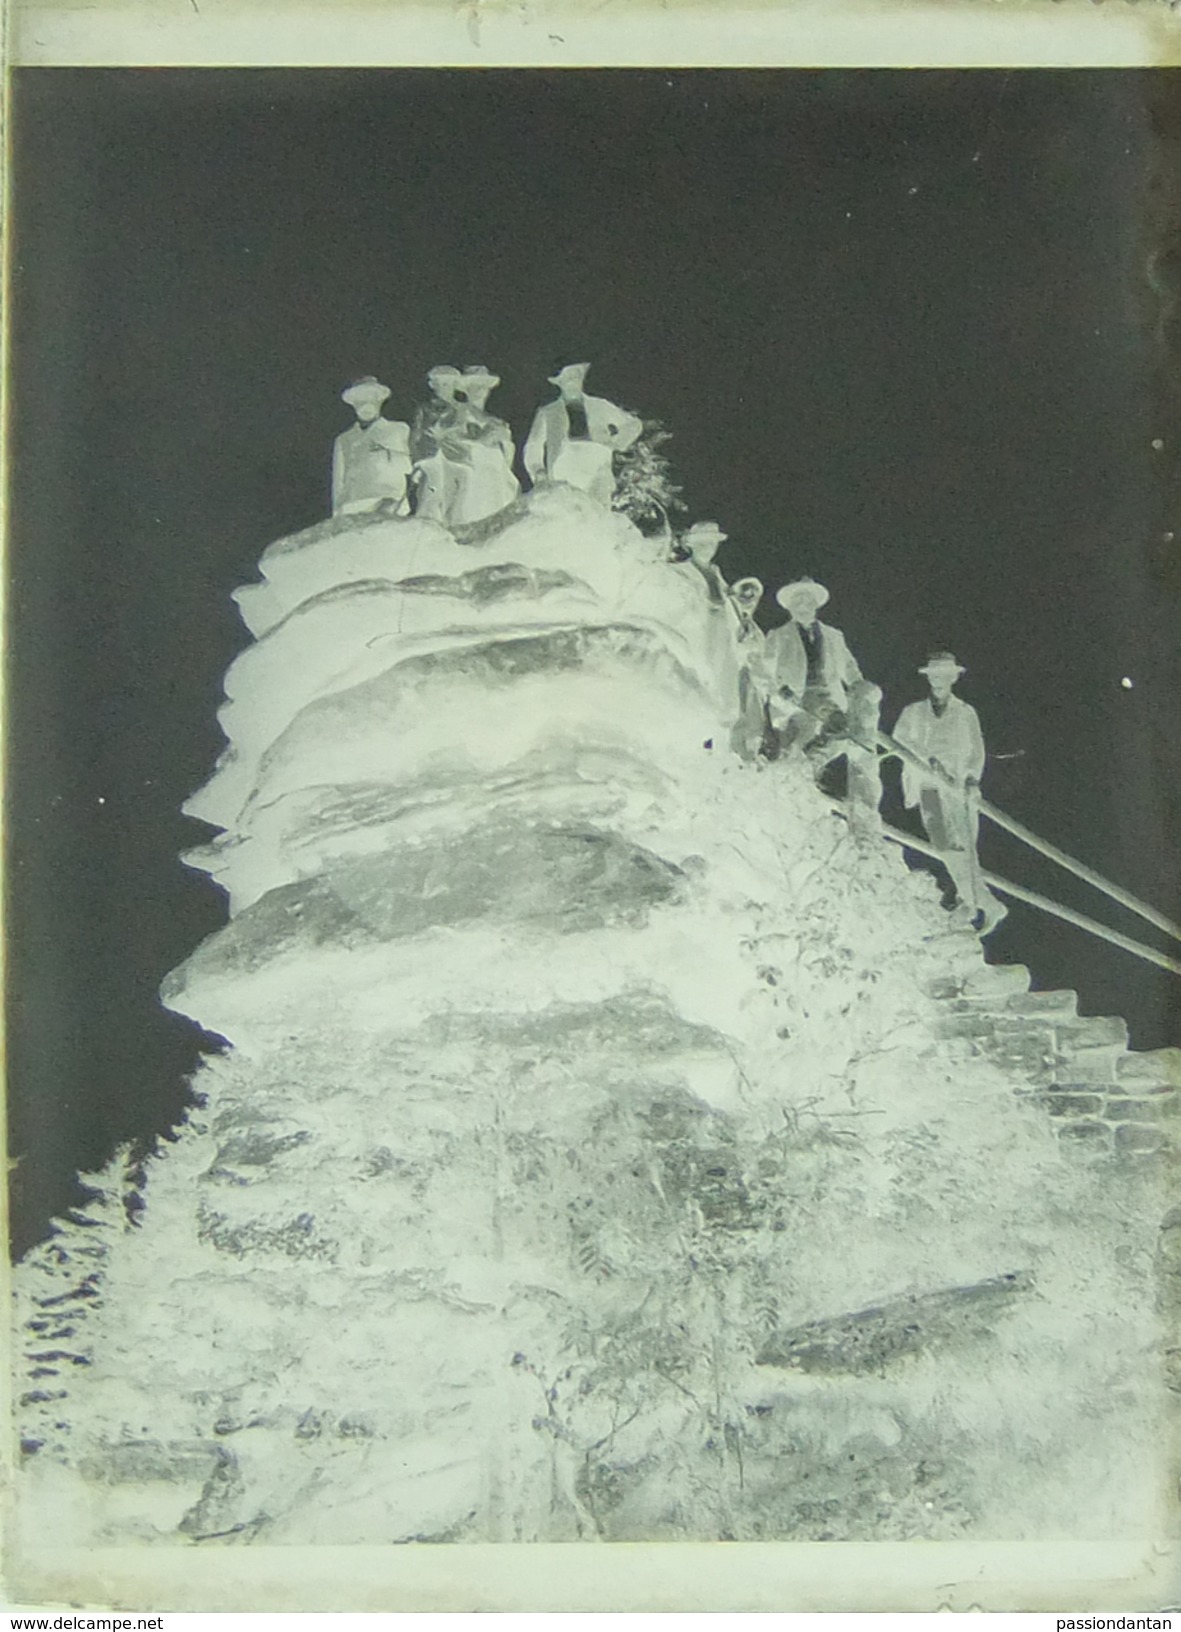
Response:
[15, 488, 1177, 1548]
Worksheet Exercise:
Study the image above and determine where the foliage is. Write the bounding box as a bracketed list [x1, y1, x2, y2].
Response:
[611, 418, 686, 537]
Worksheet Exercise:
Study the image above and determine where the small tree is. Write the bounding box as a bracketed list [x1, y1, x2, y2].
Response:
[612, 418, 686, 539]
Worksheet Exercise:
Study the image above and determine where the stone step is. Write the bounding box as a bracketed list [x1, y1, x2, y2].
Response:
[934, 1008, 1055, 1041]
[1103, 1095, 1177, 1122]
[1028, 1089, 1106, 1118]
[1054, 1118, 1169, 1157]
[1113, 1122, 1170, 1157]
[1049, 1078, 1175, 1106]
[1055, 1120, 1111, 1151]
[1048, 1047, 1121, 1086]
[1004, 989, 1079, 1020]
[1055, 1015, 1130, 1052]
[965, 963, 1031, 999]
[923, 957, 1173, 1155]
[939, 989, 1075, 1023]
[1116, 1048, 1181, 1088]
[925, 964, 1031, 1003]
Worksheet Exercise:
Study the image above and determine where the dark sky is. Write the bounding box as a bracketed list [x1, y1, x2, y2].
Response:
[7, 68, 1181, 1258]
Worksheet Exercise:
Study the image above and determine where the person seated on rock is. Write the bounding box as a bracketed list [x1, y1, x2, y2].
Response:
[726, 576, 775, 760]
[523, 359, 642, 507]
[409, 365, 467, 522]
[763, 578, 863, 765]
[892, 651, 1005, 933]
[443, 365, 521, 526]
[332, 377, 413, 517]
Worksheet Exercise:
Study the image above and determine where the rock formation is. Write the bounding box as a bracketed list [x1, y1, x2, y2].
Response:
[14, 486, 1178, 1548]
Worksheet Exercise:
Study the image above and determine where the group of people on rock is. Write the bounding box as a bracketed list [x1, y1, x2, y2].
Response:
[331, 360, 641, 527]
[329, 360, 999, 934]
[671, 518, 1000, 933]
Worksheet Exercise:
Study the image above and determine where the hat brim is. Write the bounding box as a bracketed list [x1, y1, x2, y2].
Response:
[776, 586, 829, 611]
[548, 365, 591, 385]
[343, 387, 390, 409]
[919, 663, 966, 677]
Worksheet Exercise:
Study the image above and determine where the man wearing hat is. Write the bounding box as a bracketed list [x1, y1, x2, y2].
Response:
[332, 376, 413, 517]
[726, 576, 775, 759]
[672, 520, 730, 604]
[893, 652, 1002, 931]
[522, 360, 643, 506]
[412, 364, 519, 527]
[409, 365, 466, 522]
[762, 578, 864, 758]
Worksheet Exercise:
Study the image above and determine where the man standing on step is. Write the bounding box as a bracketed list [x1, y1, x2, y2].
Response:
[892, 651, 1004, 933]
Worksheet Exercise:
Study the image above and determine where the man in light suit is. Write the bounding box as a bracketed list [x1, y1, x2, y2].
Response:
[893, 651, 1003, 931]
[522, 360, 643, 507]
[763, 578, 863, 759]
[331, 376, 413, 517]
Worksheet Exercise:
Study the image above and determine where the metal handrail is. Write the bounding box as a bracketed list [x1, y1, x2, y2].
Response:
[861, 811, 1181, 980]
[876, 729, 1181, 947]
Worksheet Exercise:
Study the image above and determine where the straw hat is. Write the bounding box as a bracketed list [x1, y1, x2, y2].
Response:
[919, 650, 966, 677]
[341, 376, 391, 410]
[730, 576, 764, 605]
[548, 359, 591, 386]
[681, 521, 728, 564]
[775, 577, 829, 613]
[426, 364, 462, 393]
[460, 364, 501, 391]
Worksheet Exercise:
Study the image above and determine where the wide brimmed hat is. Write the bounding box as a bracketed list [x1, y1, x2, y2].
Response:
[731, 576, 764, 603]
[919, 650, 966, 676]
[548, 359, 591, 385]
[775, 577, 829, 612]
[426, 364, 462, 390]
[460, 364, 501, 391]
[341, 375, 391, 409]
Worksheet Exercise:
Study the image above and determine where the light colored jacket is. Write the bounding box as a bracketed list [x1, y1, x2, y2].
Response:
[762, 618, 862, 710]
[523, 394, 643, 483]
[893, 694, 986, 808]
[332, 417, 412, 513]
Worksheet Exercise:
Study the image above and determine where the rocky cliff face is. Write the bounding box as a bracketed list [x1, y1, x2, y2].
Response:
[14, 488, 1177, 1547]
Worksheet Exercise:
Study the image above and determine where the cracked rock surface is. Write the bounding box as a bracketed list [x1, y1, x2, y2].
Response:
[14, 489, 1176, 1547]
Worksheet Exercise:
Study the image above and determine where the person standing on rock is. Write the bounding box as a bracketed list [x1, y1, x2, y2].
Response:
[672, 521, 731, 604]
[892, 651, 1004, 932]
[446, 364, 521, 525]
[763, 578, 863, 761]
[332, 377, 413, 517]
[412, 364, 519, 528]
[726, 576, 775, 760]
[409, 364, 467, 522]
[523, 360, 642, 506]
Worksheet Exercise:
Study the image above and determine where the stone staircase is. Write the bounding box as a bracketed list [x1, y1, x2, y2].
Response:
[926, 958, 1180, 1159]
